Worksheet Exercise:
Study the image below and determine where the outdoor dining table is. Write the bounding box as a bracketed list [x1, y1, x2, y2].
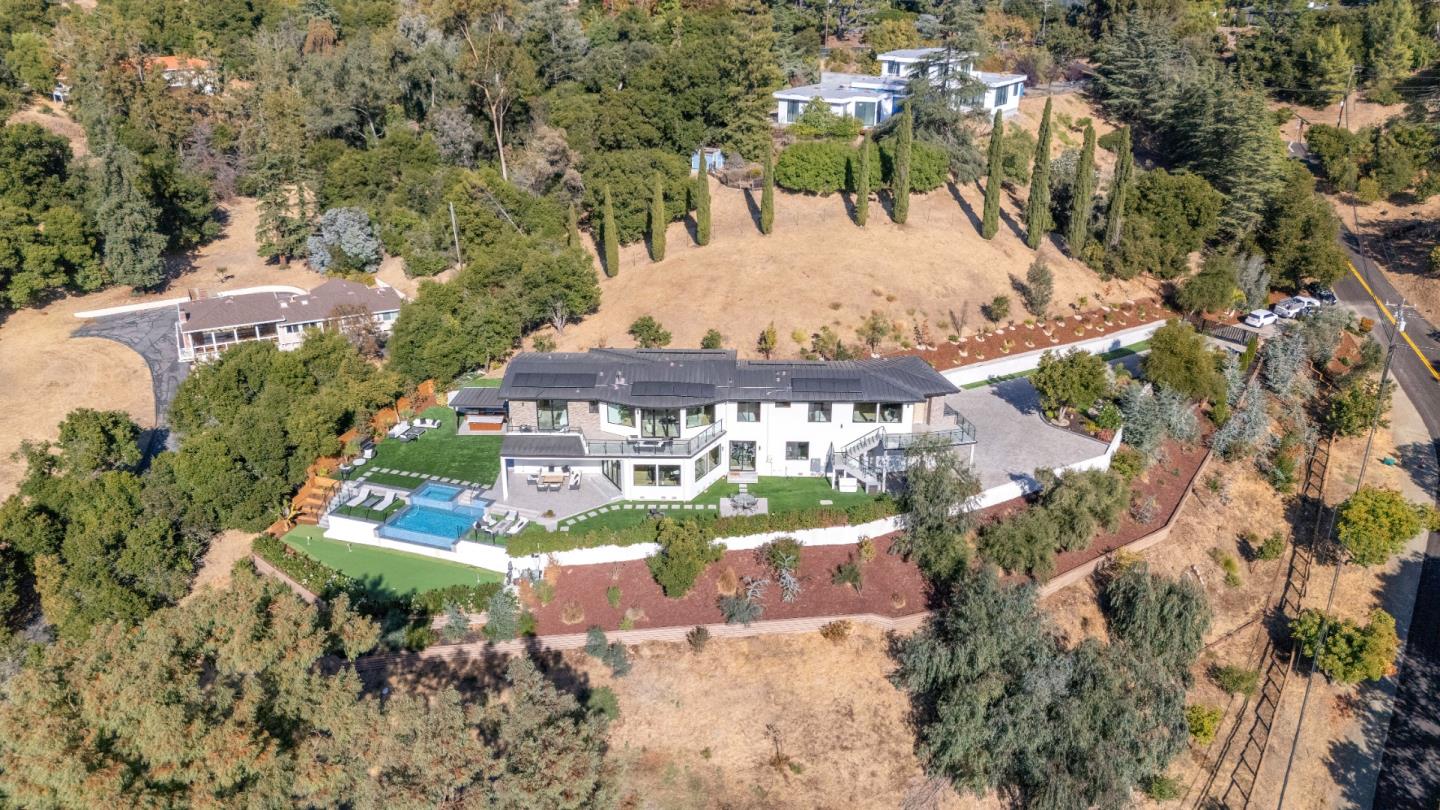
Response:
[540, 473, 567, 486]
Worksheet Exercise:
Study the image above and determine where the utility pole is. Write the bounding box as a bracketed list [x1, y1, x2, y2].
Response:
[1276, 298, 1406, 810]
[1337, 65, 1357, 130]
[449, 201, 462, 271]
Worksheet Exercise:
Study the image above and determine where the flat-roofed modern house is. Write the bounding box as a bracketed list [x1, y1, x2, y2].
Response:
[485, 348, 976, 501]
[774, 47, 1026, 128]
[175, 279, 404, 363]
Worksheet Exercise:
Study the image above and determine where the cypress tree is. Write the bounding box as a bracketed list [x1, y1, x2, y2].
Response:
[982, 110, 1003, 240]
[1024, 98, 1053, 249]
[602, 185, 619, 276]
[893, 106, 913, 225]
[693, 172, 711, 246]
[854, 139, 871, 226]
[567, 202, 581, 250]
[1067, 123, 1097, 256]
[1104, 127, 1134, 249]
[648, 173, 666, 262]
[760, 141, 774, 235]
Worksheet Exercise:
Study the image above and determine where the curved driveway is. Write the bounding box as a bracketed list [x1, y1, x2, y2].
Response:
[71, 307, 188, 450]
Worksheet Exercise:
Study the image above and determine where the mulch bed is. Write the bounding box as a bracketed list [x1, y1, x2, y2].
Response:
[889, 297, 1172, 370]
[524, 437, 1211, 636]
[528, 534, 933, 635]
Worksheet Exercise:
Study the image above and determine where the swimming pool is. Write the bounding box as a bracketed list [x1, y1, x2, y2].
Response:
[377, 483, 491, 550]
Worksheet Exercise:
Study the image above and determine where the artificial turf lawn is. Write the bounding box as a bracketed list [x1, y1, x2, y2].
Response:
[368, 405, 501, 486]
[282, 526, 501, 594]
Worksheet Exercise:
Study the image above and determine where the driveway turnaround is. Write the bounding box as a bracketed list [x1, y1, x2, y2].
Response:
[72, 306, 188, 442]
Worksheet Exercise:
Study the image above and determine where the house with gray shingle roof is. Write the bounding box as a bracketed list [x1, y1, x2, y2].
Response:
[479, 348, 976, 501]
[175, 278, 404, 362]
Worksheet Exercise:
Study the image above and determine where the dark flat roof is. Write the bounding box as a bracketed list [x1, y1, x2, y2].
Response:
[499, 349, 956, 408]
[449, 387, 502, 410]
[500, 434, 587, 458]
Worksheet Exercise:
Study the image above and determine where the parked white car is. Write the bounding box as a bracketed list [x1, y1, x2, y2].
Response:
[1292, 295, 1322, 314]
[1243, 309, 1278, 328]
[1272, 298, 1307, 319]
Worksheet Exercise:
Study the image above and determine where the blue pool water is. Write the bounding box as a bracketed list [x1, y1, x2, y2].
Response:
[376, 483, 491, 550]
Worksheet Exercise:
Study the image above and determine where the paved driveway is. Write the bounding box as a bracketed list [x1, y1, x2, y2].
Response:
[72, 307, 188, 447]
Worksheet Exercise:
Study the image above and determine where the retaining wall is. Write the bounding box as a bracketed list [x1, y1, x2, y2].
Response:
[941, 319, 1166, 387]
[324, 515, 513, 572]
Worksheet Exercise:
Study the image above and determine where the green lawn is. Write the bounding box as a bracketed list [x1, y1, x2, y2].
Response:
[533, 476, 883, 537]
[283, 526, 501, 594]
[367, 405, 501, 486]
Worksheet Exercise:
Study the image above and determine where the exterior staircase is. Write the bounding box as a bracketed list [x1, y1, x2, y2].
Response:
[291, 476, 340, 526]
[831, 419, 980, 493]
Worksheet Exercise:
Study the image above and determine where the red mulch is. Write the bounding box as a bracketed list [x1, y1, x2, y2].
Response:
[525, 436, 1211, 635]
[528, 534, 932, 635]
[889, 297, 1172, 370]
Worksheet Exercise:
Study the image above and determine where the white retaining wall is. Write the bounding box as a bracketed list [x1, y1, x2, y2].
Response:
[942, 319, 1165, 387]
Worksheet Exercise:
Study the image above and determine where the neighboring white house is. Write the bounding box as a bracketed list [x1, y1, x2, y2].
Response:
[774, 47, 1026, 128]
[174, 278, 404, 363]
[489, 349, 975, 501]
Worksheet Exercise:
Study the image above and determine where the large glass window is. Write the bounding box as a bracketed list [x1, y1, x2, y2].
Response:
[659, 465, 681, 487]
[885, 60, 901, 76]
[856, 403, 904, 423]
[729, 441, 756, 471]
[686, 404, 715, 429]
[641, 408, 681, 438]
[634, 464, 681, 487]
[606, 403, 634, 427]
[994, 84, 1009, 106]
[807, 402, 831, 423]
[537, 400, 568, 431]
[736, 402, 761, 423]
[785, 442, 810, 461]
[695, 446, 722, 478]
[854, 101, 877, 128]
[786, 100, 802, 121]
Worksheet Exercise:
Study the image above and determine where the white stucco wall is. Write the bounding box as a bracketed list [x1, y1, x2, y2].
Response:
[942, 319, 1166, 387]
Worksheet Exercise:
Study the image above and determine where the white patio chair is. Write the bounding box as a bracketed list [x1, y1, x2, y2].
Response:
[569, 472, 581, 490]
[374, 491, 397, 511]
[344, 487, 371, 508]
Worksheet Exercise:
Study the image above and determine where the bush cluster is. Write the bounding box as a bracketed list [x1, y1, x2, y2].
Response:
[977, 469, 1131, 580]
[773, 138, 947, 196]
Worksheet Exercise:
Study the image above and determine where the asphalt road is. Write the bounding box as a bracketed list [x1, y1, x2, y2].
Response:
[1332, 230, 1440, 810]
[71, 306, 188, 452]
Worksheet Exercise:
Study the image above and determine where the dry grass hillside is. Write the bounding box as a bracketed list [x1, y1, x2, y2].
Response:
[558, 96, 1151, 356]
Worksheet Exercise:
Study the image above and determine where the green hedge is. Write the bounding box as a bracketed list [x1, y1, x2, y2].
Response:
[252, 535, 499, 616]
[774, 138, 948, 196]
[506, 498, 897, 556]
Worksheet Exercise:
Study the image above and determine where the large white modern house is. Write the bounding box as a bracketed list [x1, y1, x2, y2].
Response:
[774, 47, 1027, 128]
[175, 278, 404, 363]
[488, 348, 976, 501]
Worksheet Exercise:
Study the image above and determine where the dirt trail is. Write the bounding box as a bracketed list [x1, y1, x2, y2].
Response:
[6, 100, 90, 157]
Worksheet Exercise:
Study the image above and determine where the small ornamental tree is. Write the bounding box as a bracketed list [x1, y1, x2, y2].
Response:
[756, 322, 778, 358]
[1025, 98, 1054, 249]
[700, 328, 724, 349]
[306, 207, 382, 273]
[483, 589, 519, 641]
[1067, 122, 1096, 255]
[1023, 258, 1053, 316]
[627, 316, 671, 349]
[982, 110, 1003, 239]
[646, 519, 723, 598]
[1144, 320, 1225, 403]
[1178, 253, 1240, 315]
[1032, 348, 1110, 421]
[1326, 378, 1392, 437]
[892, 106, 913, 225]
[1337, 486, 1425, 566]
[760, 141, 775, 235]
[1105, 127, 1134, 248]
[602, 185, 620, 276]
[693, 173, 711, 246]
[648, 173, 666, 261]
[854, 139, 871, 227]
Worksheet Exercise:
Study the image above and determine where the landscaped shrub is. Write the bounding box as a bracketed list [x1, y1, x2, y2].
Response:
[483, 589, 520, 641]
[819, 619, 852, 643]
[531, 579, 556, 606]
[978, 469, 1131, 580]
[560, 601, 585, 625]
[1145, 776, 1183, 801]
[1290, 608, 1399, 684]
[1186, 704, 1222, 745]
[583, 626, 632, 676]
[1110, 446, 1144, 482]
[1211, 664, 1260, 695]
[586, 686, 620, 720]
[605, 585, 622, 609]
[761, 537, 802, 602]
[719, 578, 767, 625]
[686, 625, 711, 652]
[775, 140, 854, 195]
[646, 519, 724, 598]
[878, 137, 948, 192]
[442, 604, 468, 643]
[831, 559, 863, 592]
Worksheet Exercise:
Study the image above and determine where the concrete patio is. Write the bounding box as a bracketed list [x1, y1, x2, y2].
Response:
[488, 472, 622, 524]
[940, 378, 1111, 491]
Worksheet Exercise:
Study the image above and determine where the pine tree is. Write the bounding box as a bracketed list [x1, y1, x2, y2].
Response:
[854, 139, 871, 227]
[760, 141, 774, 235]
[893, 106, 913, 225]
[95, 137, 166, 289]
[1104, 127, 1134, 249]
[1307, 26, 1355, 105]
[982, 110, 1004, 240]
[693, 172, 711, 246]
[602, 185, 619, 276]
[648, 173, 666, 262]
[1365, 0, 1421, 97]
[1024, 98, 1053, 249]
[1067, 123, 1097, 256]
[567, 202, 581, 250]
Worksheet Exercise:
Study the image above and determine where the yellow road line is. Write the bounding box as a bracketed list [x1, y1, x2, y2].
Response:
[1347, 260, 1440, 381]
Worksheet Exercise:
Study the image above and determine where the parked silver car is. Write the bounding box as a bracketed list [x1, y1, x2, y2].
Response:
[1272, 298, 1307, 319]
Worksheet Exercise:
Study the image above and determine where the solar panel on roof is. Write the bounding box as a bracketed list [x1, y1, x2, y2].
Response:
[511, 372, 597, 388]
[791, 377, 862, 394]
[631, 381, 715, 398]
